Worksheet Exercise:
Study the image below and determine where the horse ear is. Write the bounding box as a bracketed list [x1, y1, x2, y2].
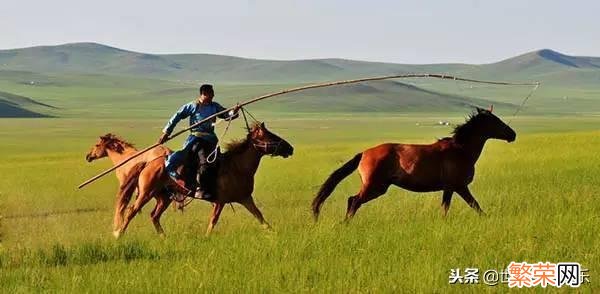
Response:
[489, 104, 494, 113]
[476, 107, 484, 113]
[260, 122, 265, 128]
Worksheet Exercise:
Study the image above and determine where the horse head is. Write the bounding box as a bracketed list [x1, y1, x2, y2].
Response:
[474, 107, 516, 142]
[452, 108, 516, 143]
[248, 122, 294, 158]
[86, 133, 126, 162]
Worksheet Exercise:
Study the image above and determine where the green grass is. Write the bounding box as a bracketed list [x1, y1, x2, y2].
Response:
[2, 43, 600, 292]
[1, 115, 599, 292]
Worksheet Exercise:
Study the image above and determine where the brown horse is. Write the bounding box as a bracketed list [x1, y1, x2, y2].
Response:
[85, 134, 171, 235]
[312, 107, 516, 221]
[115, 122, 294, 238]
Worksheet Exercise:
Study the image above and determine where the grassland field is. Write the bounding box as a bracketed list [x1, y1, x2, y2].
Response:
[1, 50, 600, 291]
[1, 111, 599, 292]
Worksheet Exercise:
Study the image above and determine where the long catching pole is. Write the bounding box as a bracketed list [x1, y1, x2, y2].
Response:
[78, 73, 539, 189]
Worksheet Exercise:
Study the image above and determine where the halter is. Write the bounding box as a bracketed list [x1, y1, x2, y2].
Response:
[241, 107, 285, 155]
[251, 138, 283, 155]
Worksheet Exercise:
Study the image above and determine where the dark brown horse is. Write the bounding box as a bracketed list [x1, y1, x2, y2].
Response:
[85, 134, 171, 236]
[312, 107, 516, 221]
[116, 122, 293, 237]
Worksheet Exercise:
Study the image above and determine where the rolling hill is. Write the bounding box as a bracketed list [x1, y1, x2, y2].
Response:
[0, 91, 55, 118]
[0, 71, 512, 118]
[266, 80, 515, 113]
[0, 43, 599, 117]
[0, 43, 468, 83]
[463, 49, 600, 83]
[1, 43, 599, 85]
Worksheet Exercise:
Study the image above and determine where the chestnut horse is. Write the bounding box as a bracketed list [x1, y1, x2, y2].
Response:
[85, 134, 171, 234]
[115, 122, 293, 238]
[312, 108, 516, 221]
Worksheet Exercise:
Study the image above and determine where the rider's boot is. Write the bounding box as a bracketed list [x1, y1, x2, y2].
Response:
[194, 164, 215, 200]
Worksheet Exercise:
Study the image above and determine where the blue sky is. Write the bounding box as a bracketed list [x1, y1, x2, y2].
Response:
[1, 0, 598, 64]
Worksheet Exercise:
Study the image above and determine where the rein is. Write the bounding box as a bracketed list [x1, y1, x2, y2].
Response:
[206, 114, 234, 164]
[252, 139, 283, 155]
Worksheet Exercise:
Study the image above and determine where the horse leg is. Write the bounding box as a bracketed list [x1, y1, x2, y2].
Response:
[240, 197, 271, 230]
[205, 202, 224, 236]
[441, 190, 453, 217]
[345, 195, 359, 220]
[116, 187, 153, 239]
[455, 186, 485, 216]
[113, 189, 127, 232]
[345, 182, 390, 222]
[151, 195, 172, 237]
[113, 184, 135, 233]
[345, 159, 393, 221]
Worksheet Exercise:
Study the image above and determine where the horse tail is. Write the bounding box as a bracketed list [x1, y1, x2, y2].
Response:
[312, 153, 362, 220]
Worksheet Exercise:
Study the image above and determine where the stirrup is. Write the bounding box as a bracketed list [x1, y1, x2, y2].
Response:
[169, 192, 187, 203]
[166, 174, 192, 196]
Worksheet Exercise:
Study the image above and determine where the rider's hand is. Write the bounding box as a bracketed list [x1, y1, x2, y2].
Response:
[232, 104, 241, 115]
[226, 104, 241, 119]
[157, 133, 169, 144]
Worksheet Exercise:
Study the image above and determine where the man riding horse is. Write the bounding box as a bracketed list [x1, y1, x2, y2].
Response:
[158, 84, 239, 200]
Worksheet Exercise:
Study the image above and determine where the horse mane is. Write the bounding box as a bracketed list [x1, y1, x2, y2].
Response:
[247, 122, 262, 132]
[101, 133, 136, 153]
[451, 110, 483, 143]
[223, 138, 250, 157]
[221, 122, 262, 157]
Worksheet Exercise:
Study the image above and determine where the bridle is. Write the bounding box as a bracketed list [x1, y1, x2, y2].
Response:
[251, 138, 283, 155]
[241, 106, 285, 155]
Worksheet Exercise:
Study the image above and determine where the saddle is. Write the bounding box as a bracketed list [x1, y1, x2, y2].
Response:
[166, 148, 222, 201]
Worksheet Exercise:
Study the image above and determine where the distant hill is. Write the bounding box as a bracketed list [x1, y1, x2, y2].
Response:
[1, 43, 599, 87]
[0, 42, 497, 82]
[266, 80, 515, 113]
[0, 91, 55, 118]
[0, 43, 598, 117]
[495, 49, 600, 71]
[462, 49, 600, 83]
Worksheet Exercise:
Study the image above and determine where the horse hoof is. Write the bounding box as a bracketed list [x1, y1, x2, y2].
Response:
[113, 230, 121, 239]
